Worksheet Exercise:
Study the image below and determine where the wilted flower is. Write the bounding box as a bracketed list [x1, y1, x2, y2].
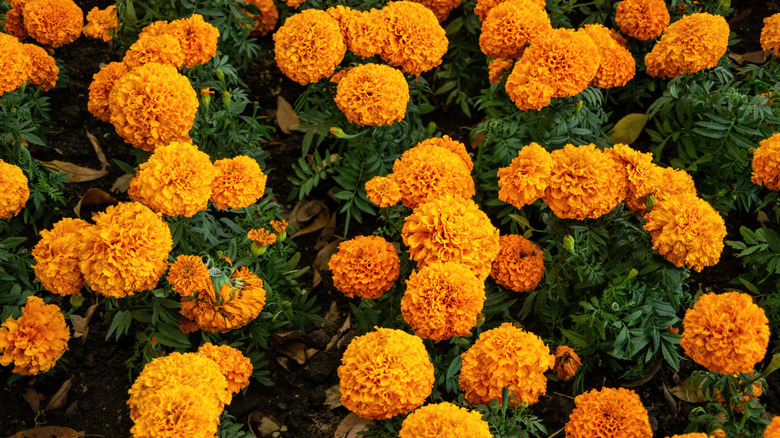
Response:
[87, 61, 127, 122]
[32, 218, 91, 296]
[329, 236, 400, 299]
[752, 133, 780, 190]
[474, 0, 544, 21]
[167, 255, 212, 298]
[375, 1, 448, 76]
[197, 343, 253, 395]
[242, 0, 278, 36]
[0, 34, 32, 96]
[273, 9, 346, 85]
[582, 24, 636, 89]
[122, 34, 185, 69]
[488, 58, 513, 84]
[0, 159, 30, 219]
[553, 345, 581, 380]
[399, 402, 492, 438]
[615, 0, 670, 41]
[22, 43, 58, 91]
[490, 234, 544, 292]
[565, 387, 652, 438]
[497, 142, 552, 210]
[210, 156, 267, 210]
[83, 5, 117, 42]
[0, 296, 69, 375]
[22, 0, 83, 47]
[645, 13, 729, 79]
[334, 63, 409, 126]
[479, 0, 551, 59]
[166, 14, 220, 68]
[365, 176, 402, 207]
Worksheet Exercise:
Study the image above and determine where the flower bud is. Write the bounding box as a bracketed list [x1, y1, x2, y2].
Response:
[215, 68, 225, 84]
[644, 194, 656, 212]
[69, 292, 84, 309]
[222, 91, 231, 108]
[250, 241, 268, 256]
[563, 235, 575, 254]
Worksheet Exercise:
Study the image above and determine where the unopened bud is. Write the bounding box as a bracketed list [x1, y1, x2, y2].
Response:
[69, 292, 84, 309]
[276, 230, 287, 243]
[627, 268, 638, 280]
[250, 242, 268, 256]
[215, 68, 225, 83]
[644, 194, 656, 213]
[476, 313, 485, 327]
[222, 91, 231, 107]
[563, 235, 575, 254]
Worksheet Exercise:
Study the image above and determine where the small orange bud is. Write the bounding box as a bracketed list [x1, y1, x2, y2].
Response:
[553, 345, 581, 380]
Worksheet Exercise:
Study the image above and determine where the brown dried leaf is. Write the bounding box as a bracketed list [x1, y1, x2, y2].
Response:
[12, 426, 84, 438]
[323, 301, 339, 327]
[315, 211, 338, 250]
[45, 376, 72, 411]
[64, 401, 78, 417]
[110, 173, 133, 194]
[42, 160, 108, 183]
[662, 383, 678, 414]
[741, 50, 767, 65]
[312, 239, 343, 289]
[275, 341, 308, 365]
[84, 128, 109, 168]
[73, 188, 118, 219]
[69, 303, 98, 340]
[325, 315, 351, 351]
[292, 209, 330, 239]
[669, 377, 708, 403]
[248, 411, 282, 438]
[296, 200, 323, 222]
[324, 384, 342, 409]
[272, 331, 302, 343]
[277, 96, 301, 135]
[334, 413, 373, 438]
[23, 387, 43, 414]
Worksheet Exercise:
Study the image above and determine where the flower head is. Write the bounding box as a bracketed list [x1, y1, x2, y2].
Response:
[399, 402, 492, 438]
[210, 155, 267, 210]
[328, 7, 384, 59]
[615, 0, 670, 41]
[605, 143, 661, 207]
[420, 135, 473, 171]
[22, 43, 58, 91]
[474, 0, 545, 21]
[274, 9, 346, 85]
[0, 296, 69, 375]
[32, 218, 91, 296]
[22, 0, 83, 47]
[0, 34, 32, 96]
[505, 60, 555, 111]
[365, 176, 402, 207]
[122, 34, 185, 69]
[4, 7, 28, 40]
[680, 292, 769, 375]
[565, 387, 652, 438]
[488, 58, 513, 84]
[645, 13, 729, 79]
[459, 322, 554, 406]
[409, 0, 461, 22]
[329, 236, 400, 299]
[0, 159, 30, 219]
[166, 14, 220, 68]
[334, 63, 409, 126]
[490, 234, 544, 292]
[167, 255, 212, 297]
[766, 417, 780, 438]
[479, 0, 551, 59]
[582, 24, 636, 89]
[553, 345, 581, 380]
[632, 166, 697, 215]
[338, 328, 434, 419]
[197, 343, 253, 395]
[270, 220, 287, 235]
[247, 228, 276, 246]
[242, 0, 278, 36]
[87, 61, 128, 122]
[497, 142, 552, 210]
[83, 5, 117, 42]
[752, 133, 780, 190]
[375, 1, 448, 76]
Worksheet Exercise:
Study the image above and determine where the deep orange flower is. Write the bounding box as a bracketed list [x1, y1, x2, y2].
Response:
[270, 220, 287, 234]
[166, 14, 220, 68]
[338, 328, 434, 419]
[631, 166, 697, 215]
[490, 234, 544, 292]
[583, 24, 636, 89]
[474, 0, 544, 21]
[284, 0, 306, 7]
[247, 228, 276, 246]
[0, 296, 69, 375]
[752, 133, 780, 190]
[420, 135, 473, 171]
[167, 255, 212, 298]
[605, 143, 661, 209]
[139, 20, 170, 38]
[680, 292, 769, 375]
[553, 345, 581, 380]
[197, 343, 253, 395]
[334, 63, 409, 126]
[365, 176, 402, 207]
[668, 434, 709, 438]
[83, 5, 117, 42]
[505, 60, 555, 111]
[479, 0, 551, 59]
[766, 417, 780, 438]
[22, 0, 83, 47]
[5, 7, 28, 40]
[210, 155, 267, 210]
[243, 0, 278, 36]
[488, 58, 513, 85]
[32, 218, 91, 296]
[409, 0, 461, 22]
[615, 0, 670, 41]
[565, 387, 652, 438]
[399, 402, 492, 438]
[762, 14, 780, 56]
[22, 43, 58, 91]
[645, 13, 729, 79]
[327, 7, 383, 59]
[0, 34, 32, 96]
[497, 142, 552, 210]
[274, 9, 346, 85]
[375, 1, 448, 76]
[123, 34, 185, 69]
[328, 236, 400, 299]
[460, 322, 554, 406]
[87, 61, 127, 122]
[0, 159, 30, 219]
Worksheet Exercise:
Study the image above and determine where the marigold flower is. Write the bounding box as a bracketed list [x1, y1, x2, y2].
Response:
[0, 159, 30, 219]
[79, 202, 172, 298]
[643, 193, 725, 272]
[22, 0, 83, 47]
[197, 343, 253, 395]
[5, 7, 28, 40]
[490, 234, 544, 292]
[752, 133, 780, 190]
[403, 195, 499, 280]
[761, 14, 780, 56]
[123, 34, 185, 69]
[474, 0, 544, 21]
[32, 218, 91, 296]
[605, 143, 661, 208]
[130, 385, 221, 438]
[167, 255, 212, 297]
[488, 58, 513, 84]
[210, 155, 267, 210]
[643, 166, 696, 210]
[410, 0, 461, 22]
[165, 14, 219, 68]
[645, 13, 729, 79]
[553, 345, 581, 380]
[566, 387, 652, 438]
[243, 0, 278, 36]
[680, 292, 769, 375]
[420, 135, 473, 171]
[334, 63, 409, 126]
[0, 34, 32, 96]
[505, 60, 555, 111]
[22, 43, 58, 91]
[497, 142, 552, 210]
[273, 9, 346, 85]
[247, 228, 276, 246]
[83, 5, 117, 42]
[327, 7, 383, 59]
[338, 328, 434, 419]
[284, 0, 306, 7]
[460, 322, 554, 406]
[668, 434, 709, 438]
[108, 62, 198, 151]
[375, 1, 448, 76]
[328, 236, 400, 299]
[479, 0, 551, 59]
[128, 142, 216, 217]
[399, 402, 492, 438]
[583, 24, 636, 89]
[0, 296, 69, 375]
[87, 61, 127, 122]
[365, 176, 402, 207]
[139, 20, 170, 38]
[615, 0, 670, 41]
[766, 417, 780, 438]
[270, 220, 287, 234]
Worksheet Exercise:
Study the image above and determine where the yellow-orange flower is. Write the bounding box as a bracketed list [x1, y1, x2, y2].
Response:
[197, 343, 253, 395]
[490, 234, 544, 292]
[645, 13, 729, 79]
[615, 0, 670, 41]
[274, 9, 346, 85]
[643, 193, 725, 272]
[410, 0, 461, 22]
[752, 133, 780, 190]
[680, 292, 769, 375]
[22, 43, 58, 91]
[375, 1, 448, 76]
[420, 135, 473, 171]
[22, 0, 83, 47]
[328, 235, 400, 299]
[122, 34, 185, 69]
[139, 20, 170, 38]
[565, 387, 652, 438]
[128, 141, 216, 217]
[87, 61, 127, 122]
[4, 7, 28, 40]
[403, 195, 499, 280]
[762, 14, 780, 57]
[474, 0, 544, 21]
[338, 328, 434, 419]
[166, 14, 220, 68]
[459, 322, 554, 406]
[334, 63, 409, 126]
[32, 218, 91, 296]
[497, 142, 552, 210]
[167, 255, 212, 297]
[365, 176, 402, 207]
[0, 34, 32, 96]
[83, 5, 117, 42]
[210, 155, 267, 210]
[505, 60, 555, 111]
[553, 345, 581, 380]
[479, 0, 551, 59]
[270, 220, 287, 234]
[583, 24, 636, 89]
[605, 143, 661, 209]
[284, 0, 306, 7]
[247, 228, 276, 246]
[0, 159, 30, 219]
[766, 417, 780, 438]
[243, 0, 278, 36]
[488, 58, 513, 85]
[327, 7, 383, 59]
[79, 202, 172, 298]
[0, 295, 69, 375]
[108, 62, 198, 151]
[638, 166, 697, 214]
[399, 402, 492, 438]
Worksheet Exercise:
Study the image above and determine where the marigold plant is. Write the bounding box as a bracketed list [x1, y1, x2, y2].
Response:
[479, 0, 551, 60]
[497, 142, 552, 210]
[338, 328, 434, 419]
[22, 0, 83, 47]
[0, 296, 69, 375]
[122, 34, 185, 69]
[197, 343, 253, 395]
[605, 143, 661, 212]
[273, 9, 346, 85]
[474, 0, 545, 21]
[210, 155, 267, 210]
[399, 402, 492, 438]
[334, 63, 409, 126]
[87, 61, 127, 122]
[365, 176, 402, 207]
[553, 345, 581, 380]
[4, 7, 28, 40]
[645, 13, 729, 79]
[0, 159, 30, 219]
[243, 0, 278, 36]
[32, 218, 91, 296]
[0, 34, 32, 96]
[22, 43, 58, 91]
[752, 133, 780, 190]
[83, 5, 117, 42]
[615, 0, 670, 41]
[488, 58, 513, 85]
[375, 1, 448, 76]
[328, 235, 400, 299]
[327, 7, 383, 59]
[129, 385, 221, 438]
[247, 228, 276, 246]
[680, 292, 769, 375]
[565, 387, 652, 438]
[490, 234, 544, 292]
[420, 135, 473, 171]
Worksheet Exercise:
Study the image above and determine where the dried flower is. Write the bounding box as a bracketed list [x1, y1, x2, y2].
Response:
[0, 159, 30, 219]
[197, 343, 253, 395]
[210, 155, 267, 210]
[166, 14, 220, 68]
[243, 0, 278, 36]
[761, 13, 780, 56]
[22, 0, 83, 47]
[615, 0, 670, 41]
[553, 345, 581, 380]
[167, 255, 212, 297]
[409, 0, 461, 22]
[338, 328, 434, 419]
[479, 0, 551, 59]
[273, 9, 346, 85]
[488, 58, 513, 84]
[22, 43, 58, 91]
[459, 322, 554, 406]
[32, 218, 91, 296]
[752, 133, 780, 190]
[565, 387, 652, 438]
[680, 292, 769, 375]
[0, 34, 32, 96]
[128, 141, 216, 217]
[329, 236, 400, 299]
[334, 63, 409, 126]
[399, 402, 492, 438]
[0, 296, 69, 375]
[87, 61, 127, 122]
[582, 24, 636, 89]
[474, 0, 545, 21]
[83, 5, 117, 42]
[4, 7, 28, 40]
[766, 417, 780, 438]
[420, 135, 473, 171]
[365, 176, 402, 207]
[497, 142, 552, 210]
[490, 234, 544, 292]
[645, 13, 729, 79]
[122, 34, 185, 69]
[375, 1, 448, 76]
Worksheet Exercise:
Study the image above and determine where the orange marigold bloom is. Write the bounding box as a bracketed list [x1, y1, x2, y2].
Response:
[166, 14, 220, 68]
[83, 5, 117, 42]
[490, 234, 544, 292]
[497, 142, 552, 210]
[474, 0, 544, 21]
[243, 0, 278, 36]
[479, 0, 551, 59]
[391, 141, 475, 209]
[565, 387, 652, 438]
[460, 322, 554, 406]
[766, 417, 780, 438]
[327, 7, 383, 59]
[615, 0, 670, 41]
[210, 155, 267, 210]
[543, 144, 626, 220]
[197, 343, 253, 395]
[403, 195, 499, 280]
[553, 345, 581, 380]
[609, 27, 629, 47]
[420, 135, 473, 171]
[0, 34, 32, 96]
[123, 34, 185, 69]
[128, 141, 216, 217]
[399, 402, 492, 438]
[505, 60, 555, 111]
[0, 159, 30, 219]
[680, 292, 769, 375]
[334, 63, 409, 126]
[488, 58, 513, 85]
[5, 7, 28, 40]
[410, 0, 461, 22]
[32, 218, 91, 296]
[643, 193, 725, 272]
[761, 14, 780, 56]
[0, 296, 69, 375]
[247, 228, 276, 246]
[633, 166, 697, 215]
[87, 61, 127, 122]
[375, 1, 448, 76]
[752, 133, 780, 190]
[139, 20, 170, 38]
[645, 13, 729, 79]
[328, 235, 400, 299]
[605, 143, 661, 207]
[583, 24, 636, 89]
[401, 262, 485, 342]
[668, 434, 709, 438]
[167, 255, 212, 297]
[22, 43, 58, 91]
[338, 328, 434, 419]
[284, 0, 306, 7]
[22, 0, 83, 47]
[274, 9, 346, 85]
[109, 62, 198, 152]
[365, 176, 402, 207]
[79, 202, 172, 298]
[270, 220, 287, 234]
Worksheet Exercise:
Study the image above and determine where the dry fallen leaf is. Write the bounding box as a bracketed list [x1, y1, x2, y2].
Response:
[69, 303, 98, 340]
[325, 315, 351, 351]
[277, 96, 301, 134]
[608, 113, 649, 145]
[669, 377, 709, 403]
[12, 426, 84, 438]
[110, 173, 133, 194]
[334, 413, 373, 438]
[43, 160, 108, 183]
[292, 209, 330, 239]
[23, 387, 43, 414]
[295, 200, 324, 222]
[45, 376, 73, 411]
[84, 128, 109, 168]
[73, 188, 118, 219]
[276, 341, 308, 365]
[324, 384, 342, 409]
[315, 211, 338, 250]
[312, 239, 343, 289]
[248, 411, 283, 438]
